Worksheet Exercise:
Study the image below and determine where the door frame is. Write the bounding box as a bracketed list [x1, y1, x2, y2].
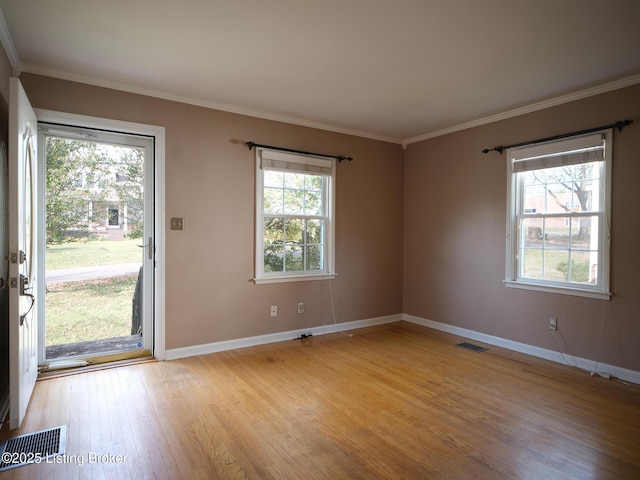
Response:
[34, 109, 166, 361]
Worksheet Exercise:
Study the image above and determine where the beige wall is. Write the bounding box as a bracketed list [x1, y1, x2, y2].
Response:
[20, 73, 405, 350]
[14, 72, 640, 373]
[404, 84, 640, 372]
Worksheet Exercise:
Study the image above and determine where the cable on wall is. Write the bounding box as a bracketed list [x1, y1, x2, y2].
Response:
[482, 119, 634, 154]
[246, 141, 353, 163]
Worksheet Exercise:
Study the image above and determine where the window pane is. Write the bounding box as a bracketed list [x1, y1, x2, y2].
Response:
[264, 188, 283, 214]
[573, 163, 597, 181]
[523, 185, 545, 213]
[284, 189, 304, 214]
[544, 217, 569, 248]
[284, 218, 303, 244]
[543, 250, 569, 282]
[264, 170, 284, 188]
[522, 217, 543, 248]
[306, 175, 323, 190]
[285, 245, 303, 271]
[521, 248, 542, 279]
[264, 246, 284, 272]
[546, 183, 572, 214]
[572, 181, 594, 212]
[571, 216, 597, 250]
[284, 172, 305, 189]
[306, 219, 323, 244]
[524, 170, 546, 186]
[546, 165, 573, 184]
[306, 245, 323, 270]
[264, 217, 284, 244]
[305, 191, 322, 215]
[568, 251, 593, 284]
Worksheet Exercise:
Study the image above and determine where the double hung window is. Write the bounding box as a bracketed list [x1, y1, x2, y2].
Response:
[254, 148, 335, 284]
[505, 130, 612, 299]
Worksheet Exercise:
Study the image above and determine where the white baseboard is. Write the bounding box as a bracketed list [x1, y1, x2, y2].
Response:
[165, 312, 639, 385]
[403, 313, 640, 385]
[165, 314, 402, 361]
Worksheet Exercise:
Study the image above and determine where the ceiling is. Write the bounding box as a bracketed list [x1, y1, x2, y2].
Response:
[1, 0, 639, 144]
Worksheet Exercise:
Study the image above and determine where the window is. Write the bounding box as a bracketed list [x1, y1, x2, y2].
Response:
[505, 130, 612, 299]
[254, 148, 336, 284]
[108, 207, 119, 226]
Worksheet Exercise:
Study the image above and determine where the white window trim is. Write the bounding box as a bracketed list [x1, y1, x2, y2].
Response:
[504, 129, 612, 300]
[254, 148, 336, 284]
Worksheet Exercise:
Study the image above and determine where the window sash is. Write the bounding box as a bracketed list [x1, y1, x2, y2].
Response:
[515, 211, 603, 285]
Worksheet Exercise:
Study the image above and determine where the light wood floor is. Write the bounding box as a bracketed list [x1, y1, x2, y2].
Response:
[2, 321, 639, 479]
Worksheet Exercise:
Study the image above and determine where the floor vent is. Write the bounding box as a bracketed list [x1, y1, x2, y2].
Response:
[456, 342, 488, 352]
[0, 425, 66, 471]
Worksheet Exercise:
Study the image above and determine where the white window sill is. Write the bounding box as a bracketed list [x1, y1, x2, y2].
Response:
[504, 280, 611, 300]
[253, 273, 337, 285]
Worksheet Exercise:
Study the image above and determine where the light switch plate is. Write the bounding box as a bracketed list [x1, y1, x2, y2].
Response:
[170, 217, 183, 230]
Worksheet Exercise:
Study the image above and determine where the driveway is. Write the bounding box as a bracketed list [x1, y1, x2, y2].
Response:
[46, 262, 141, 282]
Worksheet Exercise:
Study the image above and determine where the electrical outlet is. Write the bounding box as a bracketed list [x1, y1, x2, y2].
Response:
[270, 305, 278, 317]
[297, 302, 304, 314]
[548, 317, 557, 330]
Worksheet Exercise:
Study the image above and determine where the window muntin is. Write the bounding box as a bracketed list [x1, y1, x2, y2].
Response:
[506, 131, 611, 299]
[255, 148, 335, 283]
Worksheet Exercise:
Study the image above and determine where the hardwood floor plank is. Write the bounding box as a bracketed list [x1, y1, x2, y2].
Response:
[1, 321, 639, 479]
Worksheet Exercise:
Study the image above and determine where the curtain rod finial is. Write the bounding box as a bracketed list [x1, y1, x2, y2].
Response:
[615, 119, 633, 132]
[482, 146, 504, 154]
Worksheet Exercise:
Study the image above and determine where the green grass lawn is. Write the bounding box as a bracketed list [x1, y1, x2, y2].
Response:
[46, 238, 142, 270]
[522, 248, 590, 283]
[45, 275, 137, 346]
[45, 239, 142, 347]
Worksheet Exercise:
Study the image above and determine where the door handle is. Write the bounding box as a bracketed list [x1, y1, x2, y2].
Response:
[19, 274, 35, 326]
[137, 237, 154, 260]
[19, 273, 29, 295]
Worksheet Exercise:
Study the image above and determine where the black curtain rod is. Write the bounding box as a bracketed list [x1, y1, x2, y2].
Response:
[246, 141, 352, 163]
[482, 119, 634, 154]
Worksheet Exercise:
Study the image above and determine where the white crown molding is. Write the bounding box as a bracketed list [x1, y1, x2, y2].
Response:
[16, 62, 640, 147]
[0, 8, 20, 76]
[20, 62, 404, 145]
[404, 73, 640, 145]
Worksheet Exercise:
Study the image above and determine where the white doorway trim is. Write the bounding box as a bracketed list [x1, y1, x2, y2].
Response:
[34, 109, 166, 361]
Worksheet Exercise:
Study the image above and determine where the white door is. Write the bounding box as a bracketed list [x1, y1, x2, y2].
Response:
[8, 78, 39, 429]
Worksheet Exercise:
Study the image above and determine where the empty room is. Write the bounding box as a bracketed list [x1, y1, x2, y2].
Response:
[0, 1, 639, 478]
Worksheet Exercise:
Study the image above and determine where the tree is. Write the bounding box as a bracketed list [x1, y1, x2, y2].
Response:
[46, 138, 105, 242]
[45, 137, 144, 243]
[110, 148, 144, 238]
